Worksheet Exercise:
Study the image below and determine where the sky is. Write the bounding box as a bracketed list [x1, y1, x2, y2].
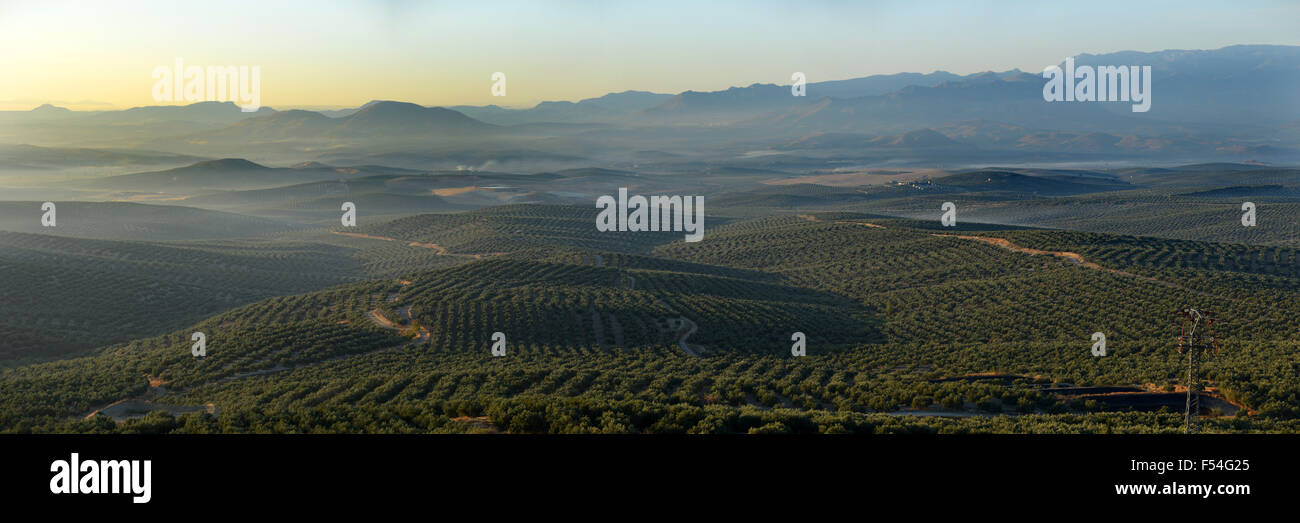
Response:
[0, 0, 1296, 110]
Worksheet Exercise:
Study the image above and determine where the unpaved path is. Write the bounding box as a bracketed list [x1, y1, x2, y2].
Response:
[85, 398, 214, 421]
[675, 317, 700, 357]
[934, 234, 1179, 286]
[369, 291, 429, 341]
[84, 289, 429, 421]
[84, 381, 216, 421]
[839, 221, 886, 229]
[935, 234, 1249, 304]
[369, 308, 400, 329]
[332, 231, 403, 242]
[332, 231, 486, 258]
[405, 241, 449, 255]
[937, 234, 1105, 268]
[797, 214, 887, 229]
[653, 297, 700, 357]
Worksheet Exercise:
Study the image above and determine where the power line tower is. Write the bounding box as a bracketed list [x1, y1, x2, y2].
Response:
[1174, 309, 1220, 434]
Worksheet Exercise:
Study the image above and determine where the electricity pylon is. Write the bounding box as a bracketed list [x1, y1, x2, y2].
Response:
[1174, 309, 1220, 434]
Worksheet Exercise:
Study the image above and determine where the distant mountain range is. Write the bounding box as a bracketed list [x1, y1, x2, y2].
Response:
[202, 101, 497, 142]
[631, 45, 1299, 134]
[84, 157, 417, 192]
[1, 44, 1296, 164]
[450, 90, 674, 125]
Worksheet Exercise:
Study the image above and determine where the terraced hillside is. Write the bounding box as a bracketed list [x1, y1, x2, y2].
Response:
[353, 204, 727, 255]
[860, 194, 1300, 246]
[397, 257, 873, 355]
[717, 166, 1300, 246]
[0, 228, 462, 365]
[0, 201, 301, 240]
[4, 205, 1299, 433]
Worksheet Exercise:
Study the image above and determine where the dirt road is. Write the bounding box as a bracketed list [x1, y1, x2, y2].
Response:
[332, 231, 486, 258]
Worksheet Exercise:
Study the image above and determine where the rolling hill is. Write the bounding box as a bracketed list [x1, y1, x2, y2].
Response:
[5, 208, 1299, 433]
[85, 158, 395, 193]
[0, 200, 299, 240]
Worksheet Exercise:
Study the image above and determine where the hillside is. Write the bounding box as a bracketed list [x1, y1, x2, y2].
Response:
[5, 209, 1299, 433]
[0, 212, 481, 366]
[353, 204, 728, 255]
[0, 231, 354, 364]
[182, 102, 500, 147]
[0, 201, 299, 240]
[928, 170, 1127, 195]
[85, 158, 392, 193]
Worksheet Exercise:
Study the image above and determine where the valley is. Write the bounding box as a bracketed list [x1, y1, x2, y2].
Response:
[1, 43, 1297, 435]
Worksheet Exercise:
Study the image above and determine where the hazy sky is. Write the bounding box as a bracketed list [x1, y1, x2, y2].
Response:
[1, 0, 1296, 110]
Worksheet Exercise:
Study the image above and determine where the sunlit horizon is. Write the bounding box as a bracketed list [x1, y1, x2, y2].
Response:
[1, 0, 1297, 111]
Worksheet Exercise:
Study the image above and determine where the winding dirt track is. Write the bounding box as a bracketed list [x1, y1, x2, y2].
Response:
[368, 308, 400, 329]
[83, 280, 429, 421]
[675, 317, 700, 357]
[932, 233, 1182, 283]
[936, 234, 1106, 270]
[796, 214, 887, 229]
[841, 221, 886, 229]
[332, 231, 489, 258]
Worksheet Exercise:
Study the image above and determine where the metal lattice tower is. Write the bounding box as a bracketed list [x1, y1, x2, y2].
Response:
[1174, 309, 1220, 434]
